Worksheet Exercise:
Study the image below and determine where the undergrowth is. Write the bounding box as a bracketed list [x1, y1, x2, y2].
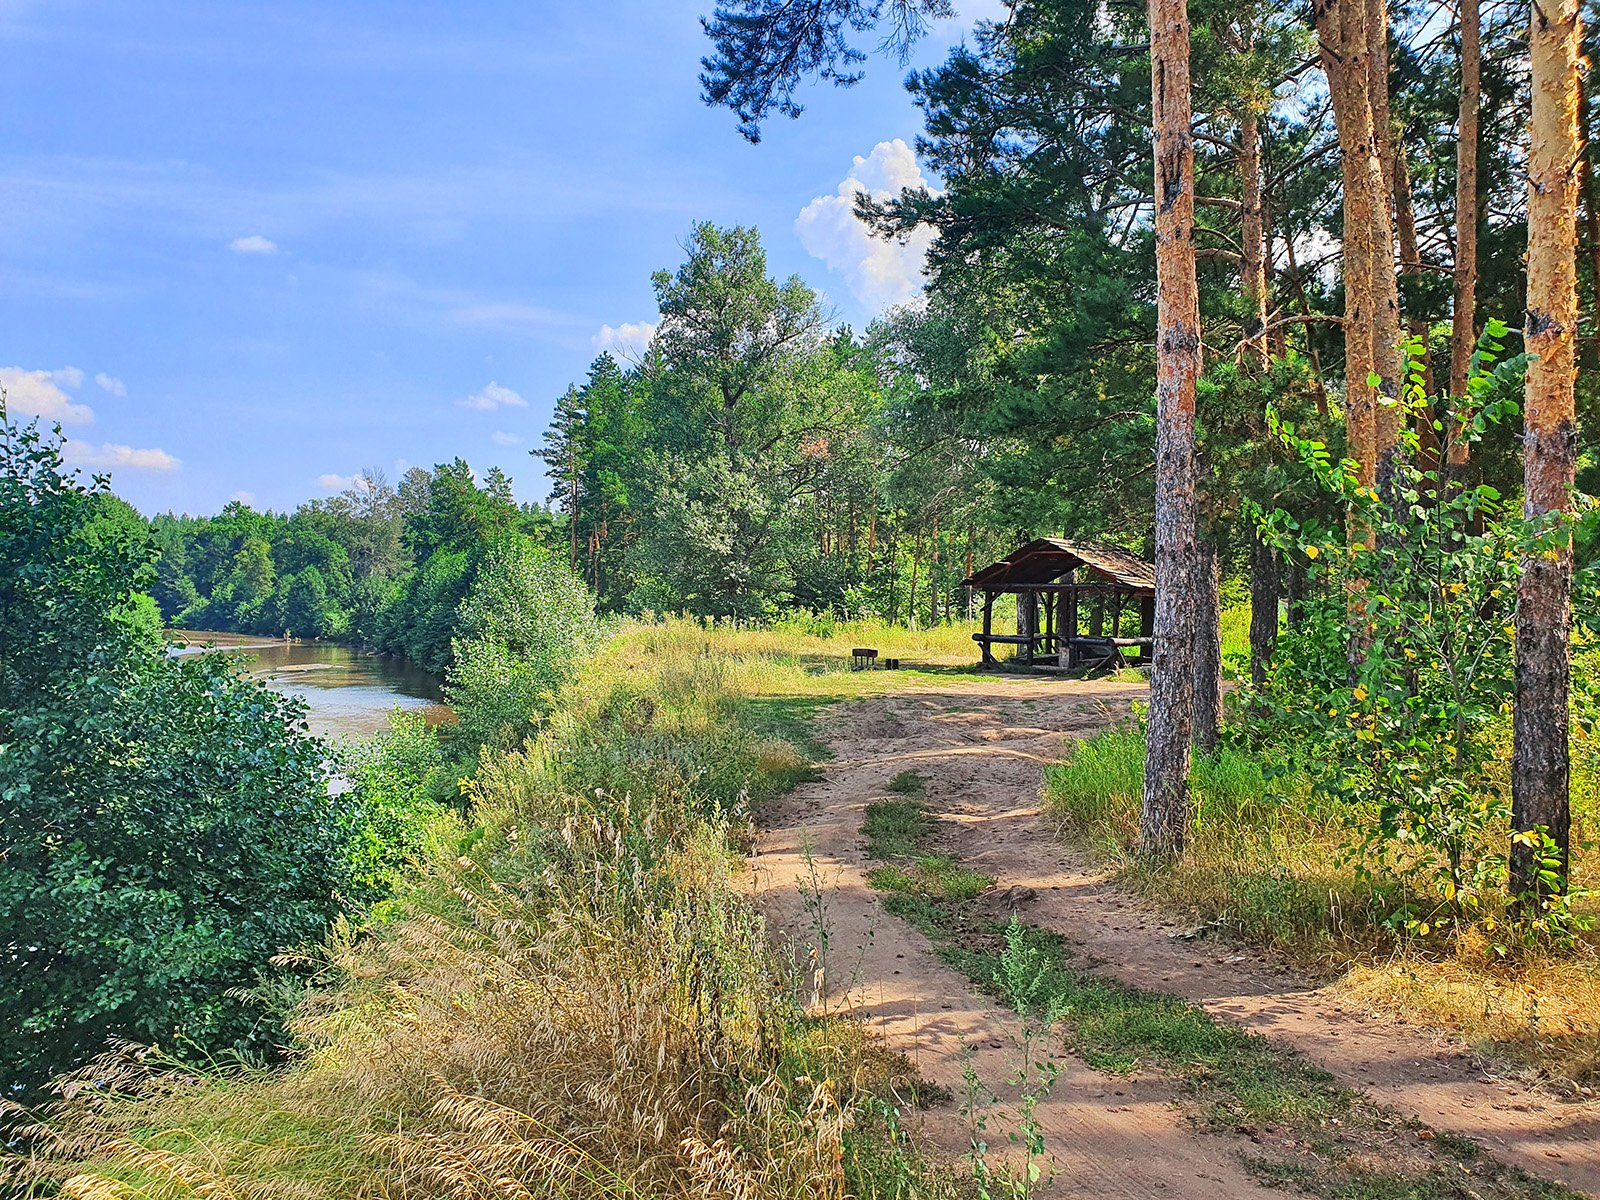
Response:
[5, 636, 955, 1200]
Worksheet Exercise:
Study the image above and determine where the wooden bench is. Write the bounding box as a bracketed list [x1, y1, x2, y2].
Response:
[851, 647, 878, 671]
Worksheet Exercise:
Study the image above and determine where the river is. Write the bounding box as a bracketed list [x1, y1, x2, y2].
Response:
[167, 631, 451, 740]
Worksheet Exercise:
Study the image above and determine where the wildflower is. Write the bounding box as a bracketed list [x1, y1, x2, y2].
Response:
[1305, 545, 1320, 560]
[1353, 686, 1368, 702]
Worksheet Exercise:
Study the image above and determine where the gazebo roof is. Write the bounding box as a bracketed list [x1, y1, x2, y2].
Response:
[962, 538, 1156, 593]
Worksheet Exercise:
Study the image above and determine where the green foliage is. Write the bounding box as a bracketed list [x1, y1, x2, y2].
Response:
[1248, 326, 1592, 943]
[0, 406, 352, 1100]
[444, 536, 601, 755]
[338, 709, 456, 895]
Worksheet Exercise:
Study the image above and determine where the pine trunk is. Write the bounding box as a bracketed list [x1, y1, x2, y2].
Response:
[1141, 0, 1200, 856]
[1513, 0, 1581, 900]
[1249, 528, 1279, 689]
[1314, 0, 1380, 498]
[1192, 531, 1223, 754]
[1367, 0, 1404, 507]
[1448, 0, 1481, 470]
[1240, 113, 1269, 367]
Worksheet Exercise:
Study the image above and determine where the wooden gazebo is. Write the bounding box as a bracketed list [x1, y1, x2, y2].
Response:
[964, 539, 1157, 670]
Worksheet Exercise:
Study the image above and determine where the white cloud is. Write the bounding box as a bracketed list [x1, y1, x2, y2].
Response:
[318, 472, 372, 491]
[231, 490, 257, 506]
[459, 381, 527, 411]
[229, 235, 279, 254]
[63, 441, 179, 471]
[794, 139, 939, 311]
[0, 366, 96, 425]
[95, 372, 127, 396]
[592, 320, 658, 361]
[491, 430, 523, 446]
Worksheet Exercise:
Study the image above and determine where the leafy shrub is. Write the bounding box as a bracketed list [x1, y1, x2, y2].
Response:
[339, 709, 457, 895]
[445, 536, 600, 754]
[0, 407, 352, 1099]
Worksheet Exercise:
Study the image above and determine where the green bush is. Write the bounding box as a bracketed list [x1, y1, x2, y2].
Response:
[0, 407, 353, 1100]
[339, 709, 457, 895]
[445, 536, 600, 755]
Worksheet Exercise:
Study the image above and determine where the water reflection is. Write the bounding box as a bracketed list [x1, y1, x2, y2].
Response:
[168, 631, 451, 740]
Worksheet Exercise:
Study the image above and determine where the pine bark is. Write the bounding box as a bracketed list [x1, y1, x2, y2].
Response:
[1240, 113, 1269, 367]
[1367, 0, 1404, 506]
[1313, 0, 1380, 497]
[1448, 0, 1481, 469]
[1249, 527, 1279, 689]
[1192, 531, 1223, 754]
[1513, 0, 1581, 900]
[1141, 0, 1200, 856]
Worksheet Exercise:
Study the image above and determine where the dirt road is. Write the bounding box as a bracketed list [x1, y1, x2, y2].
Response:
[750, 678, 1599, 1197]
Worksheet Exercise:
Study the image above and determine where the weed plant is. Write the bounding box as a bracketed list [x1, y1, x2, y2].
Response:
[7, 637, 953, 1200]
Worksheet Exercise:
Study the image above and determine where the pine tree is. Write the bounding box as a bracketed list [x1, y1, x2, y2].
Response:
[1142, 0, 1201, 855]
[1512, 0, 1582, 901]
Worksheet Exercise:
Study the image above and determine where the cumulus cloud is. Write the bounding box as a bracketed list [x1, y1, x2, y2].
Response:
[230, 235, 279, 254]
[318, 472, 372, 491]
[459, 381, 527, 411]
[491, 430, 523, 446]
[794, 139, 938, 311]
[63, 441, 179, 471]
[592, 320, 658, 361]
[0, 366, 96, 425]
[95, 372, 127, 396]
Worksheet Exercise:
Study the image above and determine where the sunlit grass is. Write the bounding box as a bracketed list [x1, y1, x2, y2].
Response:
[16, 628, 956, 1200]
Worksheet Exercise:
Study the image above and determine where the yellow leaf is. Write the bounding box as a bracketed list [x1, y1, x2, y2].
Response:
[1305, 545, 1320, 560]
[1418, 922, 1430, 935]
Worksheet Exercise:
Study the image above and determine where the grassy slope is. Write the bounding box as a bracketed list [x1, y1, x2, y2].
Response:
[12, 621, 969, 1200]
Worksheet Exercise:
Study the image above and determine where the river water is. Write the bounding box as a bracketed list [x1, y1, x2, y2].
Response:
[167, 631, 451, 740]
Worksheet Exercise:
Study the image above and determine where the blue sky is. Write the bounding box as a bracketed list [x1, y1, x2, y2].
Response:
[0, 1, 1001, 515]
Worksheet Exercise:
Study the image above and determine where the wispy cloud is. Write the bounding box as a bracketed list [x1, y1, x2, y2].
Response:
[229, 234, 279, 254]
[490, 429, 523, 446]
[231, 490, 257, 505]
[459, 381, 526, 411]
[63, 440, 179, 471]
[0, 366, 95, 425]
[794, 139, 938, 311]
[95, 372, 127, 396]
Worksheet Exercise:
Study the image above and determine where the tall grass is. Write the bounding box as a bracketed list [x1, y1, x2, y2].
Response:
[1045, 721, 1600, 1085]
[8, 636, 946, 1200]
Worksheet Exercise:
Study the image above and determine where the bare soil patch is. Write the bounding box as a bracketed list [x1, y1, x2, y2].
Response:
[750, 677, 1600, 1196]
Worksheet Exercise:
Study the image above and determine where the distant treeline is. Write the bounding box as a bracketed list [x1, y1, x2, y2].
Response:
[149, 463, 562, 673]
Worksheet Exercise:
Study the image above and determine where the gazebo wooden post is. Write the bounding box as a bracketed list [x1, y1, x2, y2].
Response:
[982, 591, 995, 663]
[1065, 580, 1079, 666]
[1140, 594, 1156, 664]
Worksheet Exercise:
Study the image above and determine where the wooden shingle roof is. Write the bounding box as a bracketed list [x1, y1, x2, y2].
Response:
[962, 538, 1155, 593]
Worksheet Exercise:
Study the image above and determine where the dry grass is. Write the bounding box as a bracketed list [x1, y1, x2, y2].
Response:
[8, 637, 950, 1200]
[1044, 720, 1600, 1086]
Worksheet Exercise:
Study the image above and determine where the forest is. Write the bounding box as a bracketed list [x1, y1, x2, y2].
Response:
[5, 0, 1600, 1197]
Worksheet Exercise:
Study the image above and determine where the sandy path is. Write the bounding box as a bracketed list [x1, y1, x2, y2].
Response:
[750, 678, 1600, 1196]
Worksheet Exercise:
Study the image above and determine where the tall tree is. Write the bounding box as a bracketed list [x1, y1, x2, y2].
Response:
[1312, 0, 1385, 503]
[1512, 0, 1581, 900]
[1447, 0, 1481, 475]
[1142, 0, 1201, 854]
